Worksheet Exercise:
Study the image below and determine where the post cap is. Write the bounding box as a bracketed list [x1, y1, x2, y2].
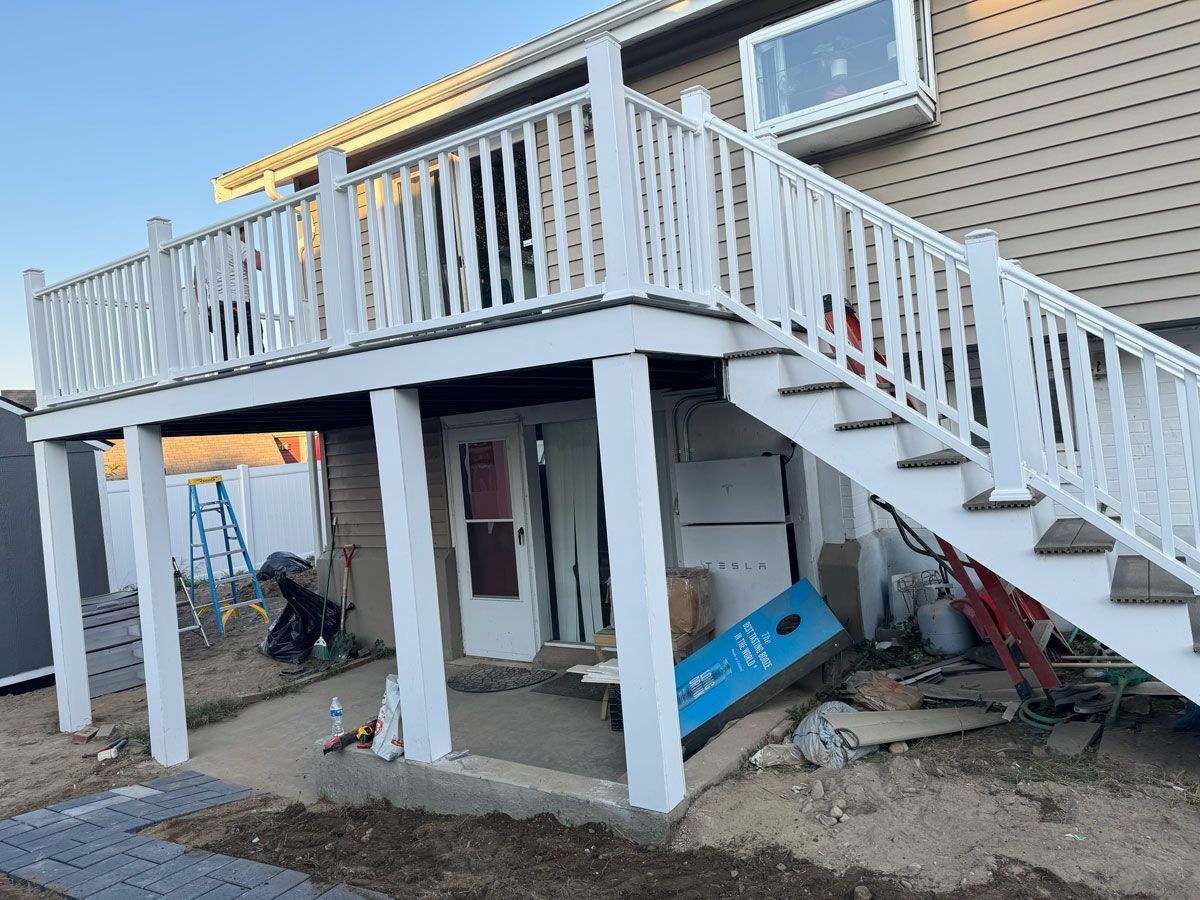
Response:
[584, 31, 621, 50]
[22, 268, 45, 275]
[965, 228, 998, 242]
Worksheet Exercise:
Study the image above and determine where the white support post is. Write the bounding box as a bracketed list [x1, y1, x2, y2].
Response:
[125, 424, 189, 766]
[585, 34, 646, 300]
[680, 87, 719, 302]
[316, 148, 356, 345]
[593, 353, 685, 813]
[965, 229, 1032, 502]
[33, 441, 92, 732]
[751, 136, 785, 324]
[1002, 261, 1048, 476]
[23, 269, 51, 405]
[146, 218, 180, 379]
[370, 388, 452, 763]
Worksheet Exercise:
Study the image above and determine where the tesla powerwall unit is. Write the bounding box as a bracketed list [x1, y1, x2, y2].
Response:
[677, 455, 798, 632]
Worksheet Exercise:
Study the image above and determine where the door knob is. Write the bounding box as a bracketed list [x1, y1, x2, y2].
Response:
[517, 526, 525, 546]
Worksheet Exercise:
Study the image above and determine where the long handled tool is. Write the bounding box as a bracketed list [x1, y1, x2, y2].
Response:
[330, 544, 358, 660]
[315, 517, 338, 662]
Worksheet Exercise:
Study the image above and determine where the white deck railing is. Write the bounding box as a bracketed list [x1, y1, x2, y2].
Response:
[22, 35, 1200, 591]
[685, 103, 1200, 591]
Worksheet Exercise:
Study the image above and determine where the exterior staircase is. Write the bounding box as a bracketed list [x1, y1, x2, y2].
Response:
[692, 111, 1200, 703]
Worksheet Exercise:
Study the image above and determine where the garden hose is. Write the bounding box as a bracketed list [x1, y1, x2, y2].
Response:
[1017, 697, 1068, 731]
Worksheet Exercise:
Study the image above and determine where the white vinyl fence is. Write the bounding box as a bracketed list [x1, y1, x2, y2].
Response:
[106, 462, 321, 589]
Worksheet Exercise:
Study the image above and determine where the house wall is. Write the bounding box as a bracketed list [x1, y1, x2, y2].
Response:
[0, 407, 109, 683]
[626, 0, 1200, 328]
[318, 422, 462, 659]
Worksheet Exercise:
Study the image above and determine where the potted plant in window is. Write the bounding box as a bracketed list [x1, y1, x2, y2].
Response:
[812, 35, 856, 102]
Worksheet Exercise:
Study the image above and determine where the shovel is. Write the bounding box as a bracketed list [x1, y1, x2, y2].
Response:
[315, 517, 338, 662]
[330, 544, 358, 660]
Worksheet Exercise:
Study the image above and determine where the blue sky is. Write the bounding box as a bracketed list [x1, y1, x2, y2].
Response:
[0, 0, 608, 389]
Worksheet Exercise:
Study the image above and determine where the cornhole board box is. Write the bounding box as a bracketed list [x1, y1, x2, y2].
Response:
[677, 579, 851, 754]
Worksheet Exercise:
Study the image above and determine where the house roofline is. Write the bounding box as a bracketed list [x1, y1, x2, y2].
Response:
[1, 396, 112, 451]
[211, 0, 736, 202]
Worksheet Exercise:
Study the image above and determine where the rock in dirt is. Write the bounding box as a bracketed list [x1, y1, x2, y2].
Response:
[830, 806, 844, 818]
[853, 886, 873, 900]
[839, 814, 850, 823]
[811, 779, 825, 800]
[888, 741, 909, 753]
[818, 814, 839, 826]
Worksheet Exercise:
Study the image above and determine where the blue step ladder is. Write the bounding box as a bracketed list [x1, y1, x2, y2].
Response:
[188, 475, 269, 633]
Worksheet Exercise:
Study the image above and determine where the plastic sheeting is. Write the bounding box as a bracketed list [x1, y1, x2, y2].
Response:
[257, 552, 343, 664]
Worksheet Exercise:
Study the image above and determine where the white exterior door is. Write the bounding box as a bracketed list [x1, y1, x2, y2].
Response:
[446, 423, 538, 660]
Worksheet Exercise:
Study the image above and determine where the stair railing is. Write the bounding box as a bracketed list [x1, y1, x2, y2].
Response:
[676, 105, 1200, 592]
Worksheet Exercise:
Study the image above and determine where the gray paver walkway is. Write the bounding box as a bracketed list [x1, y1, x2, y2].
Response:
[0, 772, 388, 899]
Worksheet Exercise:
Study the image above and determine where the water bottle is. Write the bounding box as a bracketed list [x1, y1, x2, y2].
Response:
[330, 697, 344, 736]
[676, 659, 732, 710]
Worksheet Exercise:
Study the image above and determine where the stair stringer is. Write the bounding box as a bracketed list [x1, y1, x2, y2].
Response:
[727, 352, 1200, 704]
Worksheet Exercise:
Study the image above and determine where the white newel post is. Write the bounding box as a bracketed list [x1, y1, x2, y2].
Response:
[23, 269, 51, 405]
[125, 424, 189, 766]
[965, 229, 1033, 502]
[1001, 261, 1048, 476]
[751, 135, 785, 324]
[146, 218, 180, 379]
[33, 440, 92, 732]
[586, 33, 646, 300]
[680, 88, 720, 301]
[593, 353, 686, 813]
[370, 388, 452, 763]
[316, 148, 357, 345]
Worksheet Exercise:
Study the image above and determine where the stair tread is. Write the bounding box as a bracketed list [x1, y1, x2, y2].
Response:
[725, 347, 796, 359]
[1034, 518, 1116, 554]
[1110, 556, 1196, 603]
[896, 449, 968, 469]
[780, 382, 844, 395]
[963, 488, 1043, 511]
[835, 416, 899, 431]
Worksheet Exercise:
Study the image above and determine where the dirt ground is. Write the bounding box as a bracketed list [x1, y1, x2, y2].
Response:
[677, 716, 1200, 899]
[0, 572, 320, 819]
[150, 795, 1121, 900]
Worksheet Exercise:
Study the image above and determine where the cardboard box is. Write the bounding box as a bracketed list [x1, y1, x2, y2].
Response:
[666, 567, 714, 634]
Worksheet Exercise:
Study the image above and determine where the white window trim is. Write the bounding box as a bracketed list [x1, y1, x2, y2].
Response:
[739, 0, 936, 141]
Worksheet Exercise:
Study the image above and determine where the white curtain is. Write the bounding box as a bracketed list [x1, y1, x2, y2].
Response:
[542, 420, 602, 642]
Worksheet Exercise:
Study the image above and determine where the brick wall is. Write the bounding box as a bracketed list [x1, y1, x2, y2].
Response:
[104, 433, 307, 480]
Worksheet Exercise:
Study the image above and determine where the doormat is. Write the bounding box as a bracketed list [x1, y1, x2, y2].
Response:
[446, 664, 558, 693]
[530, 672, 608, 702]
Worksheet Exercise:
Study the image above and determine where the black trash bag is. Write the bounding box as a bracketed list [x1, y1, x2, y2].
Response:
[257, 551, 342, 664]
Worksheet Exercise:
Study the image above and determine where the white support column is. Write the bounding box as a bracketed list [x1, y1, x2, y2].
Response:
[33, 440, 92, 732]
[585, 33, 646, 300]
[370, 388, 452, 763]
[964, 229, 1032, 503]
[593, 353, 685, 813]
[316, 148, 357, 345]
[125, 424, 189, 766]
[146, 218, 180, 380]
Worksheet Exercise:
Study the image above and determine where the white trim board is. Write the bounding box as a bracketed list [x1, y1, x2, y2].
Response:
[25, 303, 775, 443]
[0, 665, 54, 689]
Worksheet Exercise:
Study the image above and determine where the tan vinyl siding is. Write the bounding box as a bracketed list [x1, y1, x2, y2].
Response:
[323, 422, 450, 550]
[623, 0, 1199, 326]
[313, 0, 1196, 337]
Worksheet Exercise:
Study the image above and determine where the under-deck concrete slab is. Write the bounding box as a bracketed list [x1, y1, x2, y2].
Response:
[186, 659, 627, 802]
